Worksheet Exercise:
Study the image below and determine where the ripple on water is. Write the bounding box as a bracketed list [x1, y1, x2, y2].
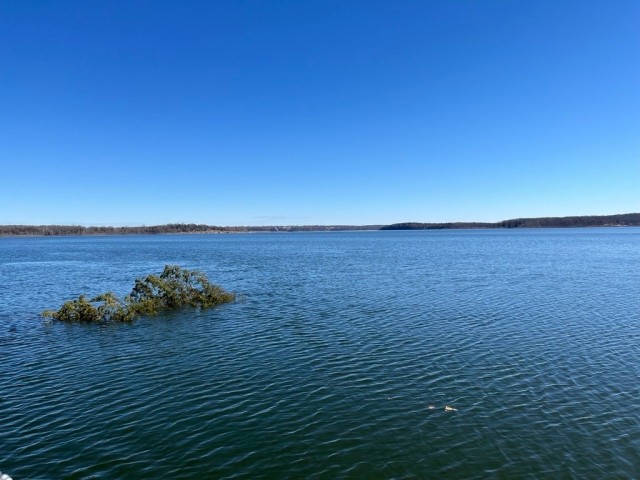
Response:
[1, 230, 640, 478]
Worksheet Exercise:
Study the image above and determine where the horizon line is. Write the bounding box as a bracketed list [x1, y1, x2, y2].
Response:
[1, 212, 639, 229]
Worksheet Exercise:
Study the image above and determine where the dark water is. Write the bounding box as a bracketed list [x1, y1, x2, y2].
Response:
[1, 229, 639, 479]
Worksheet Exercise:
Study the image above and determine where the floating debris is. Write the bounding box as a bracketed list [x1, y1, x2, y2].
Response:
[427, 405, 437, 410]
[444, 405, 458, 412]
[0, 472, 14, 480]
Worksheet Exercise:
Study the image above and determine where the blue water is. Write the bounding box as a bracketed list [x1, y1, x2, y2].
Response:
[1, 229, 639, 479]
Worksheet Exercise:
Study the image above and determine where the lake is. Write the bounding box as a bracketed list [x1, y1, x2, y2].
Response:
[1, 229, 639, 479]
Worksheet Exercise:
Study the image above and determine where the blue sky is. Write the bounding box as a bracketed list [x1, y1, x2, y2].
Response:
[1, 0, 638, 226]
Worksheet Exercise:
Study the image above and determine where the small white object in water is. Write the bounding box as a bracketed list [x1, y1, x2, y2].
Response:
[1, 472, 14, 480]
[444, 405, 458, 412]
[427, 405, 436, 410]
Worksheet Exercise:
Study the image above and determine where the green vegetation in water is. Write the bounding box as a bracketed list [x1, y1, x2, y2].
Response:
[42, 265, 236, 323]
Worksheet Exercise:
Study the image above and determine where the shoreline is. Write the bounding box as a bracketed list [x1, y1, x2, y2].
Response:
[1, 213, 639, 237]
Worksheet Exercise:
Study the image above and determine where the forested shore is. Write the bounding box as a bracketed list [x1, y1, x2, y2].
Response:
[1, 213, 639, 236]
[0, 223, 382, 236]
[382, 213, 640, 230]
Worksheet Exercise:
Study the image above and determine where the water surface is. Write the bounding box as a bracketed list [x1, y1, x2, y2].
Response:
[1, 229, 639, 478]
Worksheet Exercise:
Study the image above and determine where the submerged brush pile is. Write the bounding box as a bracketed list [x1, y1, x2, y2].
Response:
[43, 265, 235, 323]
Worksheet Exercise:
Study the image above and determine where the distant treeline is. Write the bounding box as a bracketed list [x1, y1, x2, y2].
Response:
[0, 224, 222, 236]
[381, 213, 640, 230]
[0, 223, 382, 236]
[1, 214, 638, 236]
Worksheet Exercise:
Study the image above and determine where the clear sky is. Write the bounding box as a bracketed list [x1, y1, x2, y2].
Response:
[1, 1, 638, 226]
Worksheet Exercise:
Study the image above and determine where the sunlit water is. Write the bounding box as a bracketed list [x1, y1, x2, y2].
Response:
[1, 229, 639, 479]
